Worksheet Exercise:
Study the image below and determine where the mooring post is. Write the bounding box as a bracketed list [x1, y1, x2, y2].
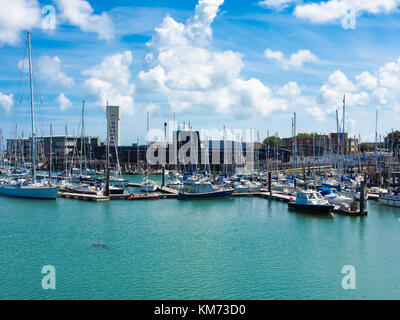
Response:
[105, 166, 110, 196]
[162, 165, 165, 187]
[268, 171, 272, 195]
[360, 176, 366, 213]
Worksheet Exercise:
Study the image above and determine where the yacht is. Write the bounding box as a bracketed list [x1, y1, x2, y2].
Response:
[318, 187, 353, 207]
[140, 176, 158, 192]
[0, 32, 59, 200]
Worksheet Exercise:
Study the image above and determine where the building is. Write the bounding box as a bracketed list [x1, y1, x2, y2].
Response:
[107, 105, 121, 147]
[282, 133, 359, 157]
[282, 135, 329, 157]
[6, 135, 99, 169]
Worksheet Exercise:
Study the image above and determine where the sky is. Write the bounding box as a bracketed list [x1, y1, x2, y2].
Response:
[0, 0, 400, 145]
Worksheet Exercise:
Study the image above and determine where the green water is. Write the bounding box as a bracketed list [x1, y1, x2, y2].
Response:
[1, 176, 400, 299]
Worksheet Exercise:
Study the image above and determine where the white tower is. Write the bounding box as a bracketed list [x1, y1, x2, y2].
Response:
[107, 105, 121, 147]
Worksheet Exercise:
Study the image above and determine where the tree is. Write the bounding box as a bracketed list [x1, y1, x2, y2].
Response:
[385, 131, 400, 148]
[360, 143, 369, 153]
[296, 132, 321, 139]
[263, 136, 281, 147]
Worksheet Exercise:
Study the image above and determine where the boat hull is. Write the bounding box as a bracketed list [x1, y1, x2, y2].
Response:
[178, 189, 234, 200]
[378, 196, 400, 207]
[0, 185, 59, 200]
[140, 185, 158, 192]
[288, 202, 334, 214]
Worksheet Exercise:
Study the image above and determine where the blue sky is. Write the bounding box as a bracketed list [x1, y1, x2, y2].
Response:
[1, 0, 400, 145]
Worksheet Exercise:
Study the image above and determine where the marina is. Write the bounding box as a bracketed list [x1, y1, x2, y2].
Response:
[2, 0, 400, 303]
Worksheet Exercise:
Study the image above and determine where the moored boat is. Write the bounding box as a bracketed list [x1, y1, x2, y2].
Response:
[178, 179, 233, 200]
[288, 190, 334, 214]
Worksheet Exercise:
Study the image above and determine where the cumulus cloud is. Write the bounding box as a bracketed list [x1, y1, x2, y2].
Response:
[308, 55, 400, 122]
[316, 70, 369, 113]
[56, 93, 72, 111]
[258, 0, 300, 11]
[265, 49, 318, 69]
[54, 0, 114, 40]
[0, 92, 13, 113]
[137, 0, 286, 117]
[0, 0, 41, 46]
[277, 81, 301, 98]
[18, 56, 74, 87]
[82, 51, 135, 115]
[294, 0, 399, 24]
[356, 71, 378, 90]
[37, 56, 74, 87]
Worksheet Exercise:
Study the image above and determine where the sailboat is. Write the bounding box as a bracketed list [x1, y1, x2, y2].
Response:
[0, 32, 59, 200]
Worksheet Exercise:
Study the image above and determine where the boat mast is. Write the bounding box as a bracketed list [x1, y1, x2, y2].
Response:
[105, 101, 110, 196]
[80, 100, 85, 177]
[49, 124, 53, 185]
[375, 108, 378, 176]
[342, 95, 346, 176]
[28, 31, 36, 182]
[0, 128, 3, 167]
[65, 125, 68, 181]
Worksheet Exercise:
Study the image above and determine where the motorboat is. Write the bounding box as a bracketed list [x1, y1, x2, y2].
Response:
[178, 179, 234, 200]
[379, 188, 400, 207]
[288, 190, 334, 214]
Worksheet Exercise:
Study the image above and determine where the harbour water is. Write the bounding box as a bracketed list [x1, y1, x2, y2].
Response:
[1, 175, 400, 300]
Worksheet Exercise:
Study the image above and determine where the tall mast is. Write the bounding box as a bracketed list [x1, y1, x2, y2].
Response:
[0, 128, 3, 167]
[105, 102, 110, 196]
[28, 31, 36, 182]
[342, 95, 346, 175]
[375, 108, 378, 174]
[65, 125, 68, 181]
[80, 100, 85, 176]
[49, 124, 53, 185]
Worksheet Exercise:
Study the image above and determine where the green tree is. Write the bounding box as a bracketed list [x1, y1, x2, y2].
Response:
[296, 132, 321, 139]
[360, 143, 369, 153]
[385, 130, 400, 148]
[263, 136, 281, 147]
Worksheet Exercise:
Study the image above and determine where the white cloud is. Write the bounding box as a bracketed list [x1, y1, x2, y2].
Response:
[258, 0, 300, 11]
[56, 93, 72, 111]
[294, 0, 399, 24]
[38, 56, 74, 87]
[0, 0, 41, 46]
[82, 51, 135, 115]
[316, 70, 369, 113]
[307, 105, 326, 122]
[137, 0, 286, 117]
[310, 56, 400, 121]
[0, 92, 13, 113]
[145, 102, 162, 116]
[18, 56, 74, 87]
[265, 49, 318, 69]
[277, 81, 301, 98]
[54, 0, 114, 40]
[356, 71, 378, 90]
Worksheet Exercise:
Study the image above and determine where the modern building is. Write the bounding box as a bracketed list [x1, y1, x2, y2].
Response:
[6, 135, 99, 169]
[107, 105, 121, 147]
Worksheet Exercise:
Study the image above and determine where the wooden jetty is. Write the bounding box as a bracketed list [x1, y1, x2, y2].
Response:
[58, 192, 110, 202]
